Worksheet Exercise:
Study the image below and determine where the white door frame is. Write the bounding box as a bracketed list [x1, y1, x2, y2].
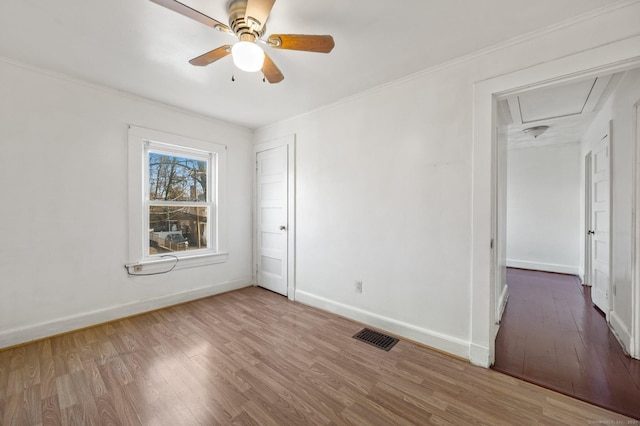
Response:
[254, 135, 296, 300]
[470, 36, 640, 367]
[632, 101, 640, 358]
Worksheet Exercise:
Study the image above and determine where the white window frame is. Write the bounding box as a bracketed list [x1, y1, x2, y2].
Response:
[127, 126, 228, 273]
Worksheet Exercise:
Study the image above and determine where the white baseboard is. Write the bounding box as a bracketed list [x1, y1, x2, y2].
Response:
[295, 290, 470, 360]
[506, 259, 579, 275]
[610, 310, 632, 355]
[0, 278, 252, 349]
[469, 343, 491, 368]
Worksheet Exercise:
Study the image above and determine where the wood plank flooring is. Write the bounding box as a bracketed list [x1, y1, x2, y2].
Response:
[493, 268, 640, 420]
[1, 286, 633, 425]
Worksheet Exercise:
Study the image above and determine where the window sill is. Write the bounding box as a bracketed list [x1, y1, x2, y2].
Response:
[125, 252, 228, 276]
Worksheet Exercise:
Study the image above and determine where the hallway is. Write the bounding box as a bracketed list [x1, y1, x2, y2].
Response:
[493, 268, 640, 419]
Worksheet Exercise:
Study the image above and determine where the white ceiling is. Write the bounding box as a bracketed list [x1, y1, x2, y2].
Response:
[0, 0, 623, 129]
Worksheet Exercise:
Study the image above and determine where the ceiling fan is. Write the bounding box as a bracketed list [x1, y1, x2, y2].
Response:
[149, 0, 335, 83]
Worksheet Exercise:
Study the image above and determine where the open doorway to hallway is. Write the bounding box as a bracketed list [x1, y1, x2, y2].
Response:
[492, 67, 640, 418]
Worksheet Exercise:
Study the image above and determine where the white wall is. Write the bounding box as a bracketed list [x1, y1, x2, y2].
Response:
[506, 143, 582, 274]
[580, 68, 640, 352]
[0, 59, 254, 348]
[255, 2, 640, 360]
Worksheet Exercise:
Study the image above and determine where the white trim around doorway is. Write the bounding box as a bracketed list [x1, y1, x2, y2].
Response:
[470, 35, 640, 367]
[632, 101, 640, 359]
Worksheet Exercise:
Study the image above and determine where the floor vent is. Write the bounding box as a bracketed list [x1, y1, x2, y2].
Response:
[353, 328, 399, 351]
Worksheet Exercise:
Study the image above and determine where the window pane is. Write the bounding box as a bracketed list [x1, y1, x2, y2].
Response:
[149, 152, 207, 201]
[149, 206, 209, 254]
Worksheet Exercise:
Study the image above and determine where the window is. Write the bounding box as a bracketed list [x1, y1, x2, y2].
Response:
[128, 126, 227, 272]
[147, 148, 211, 254]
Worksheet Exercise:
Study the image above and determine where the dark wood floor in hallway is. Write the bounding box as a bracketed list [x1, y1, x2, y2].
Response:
[493, 268, 640, 419]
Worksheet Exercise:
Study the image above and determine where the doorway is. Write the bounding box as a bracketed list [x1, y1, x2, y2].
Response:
[497, 72, 612, 350]
[491, 68, 640, 416]
[470, 37, 640, 368]
[496, 70, 635, 345]
[254, 135, 296, 299]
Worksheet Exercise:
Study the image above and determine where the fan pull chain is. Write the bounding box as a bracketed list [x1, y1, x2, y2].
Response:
[263, 77, 266, 83]
[231, 75, 235, 82]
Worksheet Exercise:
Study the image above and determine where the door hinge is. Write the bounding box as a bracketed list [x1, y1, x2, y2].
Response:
[256, 160, 258, 172]
[490, 239, 494, 249]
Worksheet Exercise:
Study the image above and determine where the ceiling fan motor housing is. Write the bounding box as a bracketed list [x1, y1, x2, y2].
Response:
[228, 0, 265, 41]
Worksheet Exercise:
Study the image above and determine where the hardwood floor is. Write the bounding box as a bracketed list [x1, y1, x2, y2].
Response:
[1, 286, 632, 425]
[494, 268, 640, 420]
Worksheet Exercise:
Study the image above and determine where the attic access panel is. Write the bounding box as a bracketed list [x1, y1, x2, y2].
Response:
[517, 78, 596, 123]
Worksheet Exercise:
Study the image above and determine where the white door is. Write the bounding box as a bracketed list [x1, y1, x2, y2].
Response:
[584, 152, 592, 286]
[256, 145, 288, 296]
[590, 133, 610, 314]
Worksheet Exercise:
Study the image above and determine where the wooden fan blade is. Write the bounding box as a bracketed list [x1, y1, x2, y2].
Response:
[150, 0, 231, 33]
[245, 0, 275, 31]
[262, 53, 284, 84]
[189, 45, 232, 66]
[268, 34, 334, 53]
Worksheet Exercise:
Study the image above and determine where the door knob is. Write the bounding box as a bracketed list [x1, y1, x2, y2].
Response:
[279, 225, 286, 231]
[587, 230, 595, 235]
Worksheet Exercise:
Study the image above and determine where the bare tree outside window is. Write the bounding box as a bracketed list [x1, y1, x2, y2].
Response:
[149, 153, 207, 201]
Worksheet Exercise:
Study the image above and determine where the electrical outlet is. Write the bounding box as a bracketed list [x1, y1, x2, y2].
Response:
[134, 265, 143, 272]
[355, 280, 363, 293]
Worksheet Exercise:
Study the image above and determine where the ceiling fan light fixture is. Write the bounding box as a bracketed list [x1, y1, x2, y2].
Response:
[231, 41, 265, 72]
[149, 0, 335, 83]
[523, 125, 550, 138]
